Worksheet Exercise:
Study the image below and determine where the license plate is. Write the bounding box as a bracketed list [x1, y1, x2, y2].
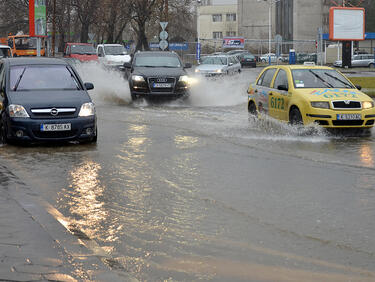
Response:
[40, 123, 71, 131]
[336, 114, 362, 120]
[153, 83, 172, 88]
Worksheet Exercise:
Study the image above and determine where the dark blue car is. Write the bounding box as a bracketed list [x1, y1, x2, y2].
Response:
[0, 57, 97, 144]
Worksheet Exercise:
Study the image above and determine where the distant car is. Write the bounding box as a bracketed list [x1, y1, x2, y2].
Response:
[97, 44, 131, 71]
[64, 43, 98, 62]
[259, 53, 282, 63]
[195, 54, 241, 76]
[0, 44, 12, 58]
[237, 52, 256, 68]
[0, 57, 97, 144]
[247, 65, 375, 132]
[333, 54, 374, 68]
[123, 51, 192, 101]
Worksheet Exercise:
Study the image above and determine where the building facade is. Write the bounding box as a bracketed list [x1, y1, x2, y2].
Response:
[198, 4, 238, 44]
[238, 0, 331, 52]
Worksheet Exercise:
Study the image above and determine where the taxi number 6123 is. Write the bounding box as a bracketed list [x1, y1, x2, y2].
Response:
[270, 96, 285, 110]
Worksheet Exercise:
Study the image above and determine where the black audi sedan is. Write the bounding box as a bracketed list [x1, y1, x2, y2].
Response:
[0, 57, 97, 144]
[124, 51, 191, 101]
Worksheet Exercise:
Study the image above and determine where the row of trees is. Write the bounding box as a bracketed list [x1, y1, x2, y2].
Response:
[0, 0, 196, 51]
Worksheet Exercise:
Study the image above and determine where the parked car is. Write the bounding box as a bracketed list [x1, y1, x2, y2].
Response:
[97, 44, 131, 71]
[0, 44, 12, 58]
[247, 65, 375, 133]
[0, 57, 97, 144]
[64, 43, 98, 62]
[296, 53, 317, 64]
[195, 54, 241, 76]
[123, 51, 192, 101]
[333, 54, 374, 68]
[259, 53, 282, 63]
[237, 52, 256, 68]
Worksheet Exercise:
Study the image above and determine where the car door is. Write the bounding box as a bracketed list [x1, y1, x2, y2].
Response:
[351, 55, 361, 67]
[254, 68, 277, 114]
[270, 68, 290, 121]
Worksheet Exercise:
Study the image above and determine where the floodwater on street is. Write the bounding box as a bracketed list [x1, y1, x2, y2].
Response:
[1, 63, 375, 281]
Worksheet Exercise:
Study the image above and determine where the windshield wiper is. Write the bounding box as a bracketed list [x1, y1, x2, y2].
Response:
[324, 72, 353, 88]
[13, 67, 27, 91]
[308, 70, 334, 88]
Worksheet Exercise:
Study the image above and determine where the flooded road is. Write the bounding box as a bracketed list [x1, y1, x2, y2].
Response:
[1, 65, 375, 281]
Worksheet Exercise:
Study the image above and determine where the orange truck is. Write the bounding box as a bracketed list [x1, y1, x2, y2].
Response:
[0, 35, 46, 56]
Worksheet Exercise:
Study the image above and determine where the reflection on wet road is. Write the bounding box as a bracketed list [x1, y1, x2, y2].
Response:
[1, 67, 375, 281]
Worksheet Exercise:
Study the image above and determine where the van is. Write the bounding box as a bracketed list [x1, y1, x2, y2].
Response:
[97, 44, 131, 70]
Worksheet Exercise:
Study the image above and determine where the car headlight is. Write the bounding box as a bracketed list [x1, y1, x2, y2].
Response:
[311, 101, 330, 109]
[79, 102, 95, 117]
[179, 75, 189, 83]
[362, 101, 374, 109]
[215, 69, 223, 73]
[131, 75, 145, 82]
[195, 69, 200, 73]
[8, 104, 29, 118]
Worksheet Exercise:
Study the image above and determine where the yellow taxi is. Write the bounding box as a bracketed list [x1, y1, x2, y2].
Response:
[247, 65, 375, 129]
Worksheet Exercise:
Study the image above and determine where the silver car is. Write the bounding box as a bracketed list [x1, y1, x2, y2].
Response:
[194, 54, 241, 76]
[334, 54, 374, 68]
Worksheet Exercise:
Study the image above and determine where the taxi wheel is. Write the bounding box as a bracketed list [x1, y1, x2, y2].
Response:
[289, 108, 303, 125]
[248, 102, 257, 116]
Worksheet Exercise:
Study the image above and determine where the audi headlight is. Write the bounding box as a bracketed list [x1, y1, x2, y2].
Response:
[79, 102, 95, 117]
[311, 101, 330, 109]
[131, 75, 145, 82]
[8, 104, 29, 118]
[362, 101, 374, 109]
[179, 75, 190, 83]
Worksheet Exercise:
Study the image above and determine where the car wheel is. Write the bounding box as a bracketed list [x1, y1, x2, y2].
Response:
[130, 92, 137, 101]
[289, 107, 303, 126]
[369, 63, 374, 69]
[261, 59, 266, 63]
[248, 101, 257, 116]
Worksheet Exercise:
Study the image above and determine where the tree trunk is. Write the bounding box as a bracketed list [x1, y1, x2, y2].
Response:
[80, 23, 89, 43]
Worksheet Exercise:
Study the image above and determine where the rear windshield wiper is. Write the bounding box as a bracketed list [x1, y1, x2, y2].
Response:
[324, 72, 353, 88]
[13, 67, 27, 91]
[308, 70, 334, 88]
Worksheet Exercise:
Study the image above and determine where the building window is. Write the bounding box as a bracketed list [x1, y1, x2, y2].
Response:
[226, 31, 236, 36]
[213, 32, 223, 39]
[226, 13, 236, 22]
[212, 14, 222, 22]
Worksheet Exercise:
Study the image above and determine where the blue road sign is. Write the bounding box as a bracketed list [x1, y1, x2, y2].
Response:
[196, 43, 201, 60]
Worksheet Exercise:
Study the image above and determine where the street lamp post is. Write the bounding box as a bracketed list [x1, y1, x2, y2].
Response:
[196, 0, 201, 64]
[259, 0, 280, 65]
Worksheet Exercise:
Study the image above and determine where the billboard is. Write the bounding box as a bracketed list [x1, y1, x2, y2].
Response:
[329, 7, 365, 41]
[222, 37, 245, 49]
[29, 0, 47, 37]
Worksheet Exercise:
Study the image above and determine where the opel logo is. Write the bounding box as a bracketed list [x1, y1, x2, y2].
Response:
[50, 108, 58, 116]
[157, 78, 167, 83]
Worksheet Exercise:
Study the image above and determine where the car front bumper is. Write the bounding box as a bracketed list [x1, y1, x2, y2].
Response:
[304, 108, 375, 128]
[5, 116, 97, 142]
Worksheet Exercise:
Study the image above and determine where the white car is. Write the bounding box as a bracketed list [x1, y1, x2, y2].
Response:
[194, 54, 241, 77]
[0, 44, 12, 58]
[97, 44, 131, 70]
[333, 54, 375, 68]
[260, 53, 282, 63]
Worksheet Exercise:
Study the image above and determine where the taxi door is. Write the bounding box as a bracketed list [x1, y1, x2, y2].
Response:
[269, 69, 290, 121]
[254, 68, 277, 114]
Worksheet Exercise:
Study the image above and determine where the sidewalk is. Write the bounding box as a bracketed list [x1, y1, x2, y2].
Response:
[0, 163, 137, 281]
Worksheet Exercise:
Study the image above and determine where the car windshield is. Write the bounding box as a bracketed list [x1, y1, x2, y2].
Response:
[292, 69, 354, 89]
[71, 44, 96, 55]
[201, 56, 228, 65]
[10, 65, 81, 91]
[134, 55, 181, 68]
[0, 48, 11, 58]
[104, 45, 127, 55]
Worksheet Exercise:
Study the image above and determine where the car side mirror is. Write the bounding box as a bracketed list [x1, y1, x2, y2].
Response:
[277, 85, 288, 91]
[123, 62, 132, 69]
[184, 63, 192, 69]
[355, 85, 362, 90]
[229, 63, 233, 66]
[84, 82, 94, 90]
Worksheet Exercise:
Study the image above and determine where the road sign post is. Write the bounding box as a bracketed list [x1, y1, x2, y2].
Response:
[159, 22, 169, 51]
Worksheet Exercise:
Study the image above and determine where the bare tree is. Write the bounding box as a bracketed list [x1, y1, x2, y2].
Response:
[71, 0, 99, 43]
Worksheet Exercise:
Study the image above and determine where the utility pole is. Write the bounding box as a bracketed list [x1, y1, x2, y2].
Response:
[52, 0, 56, 56]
